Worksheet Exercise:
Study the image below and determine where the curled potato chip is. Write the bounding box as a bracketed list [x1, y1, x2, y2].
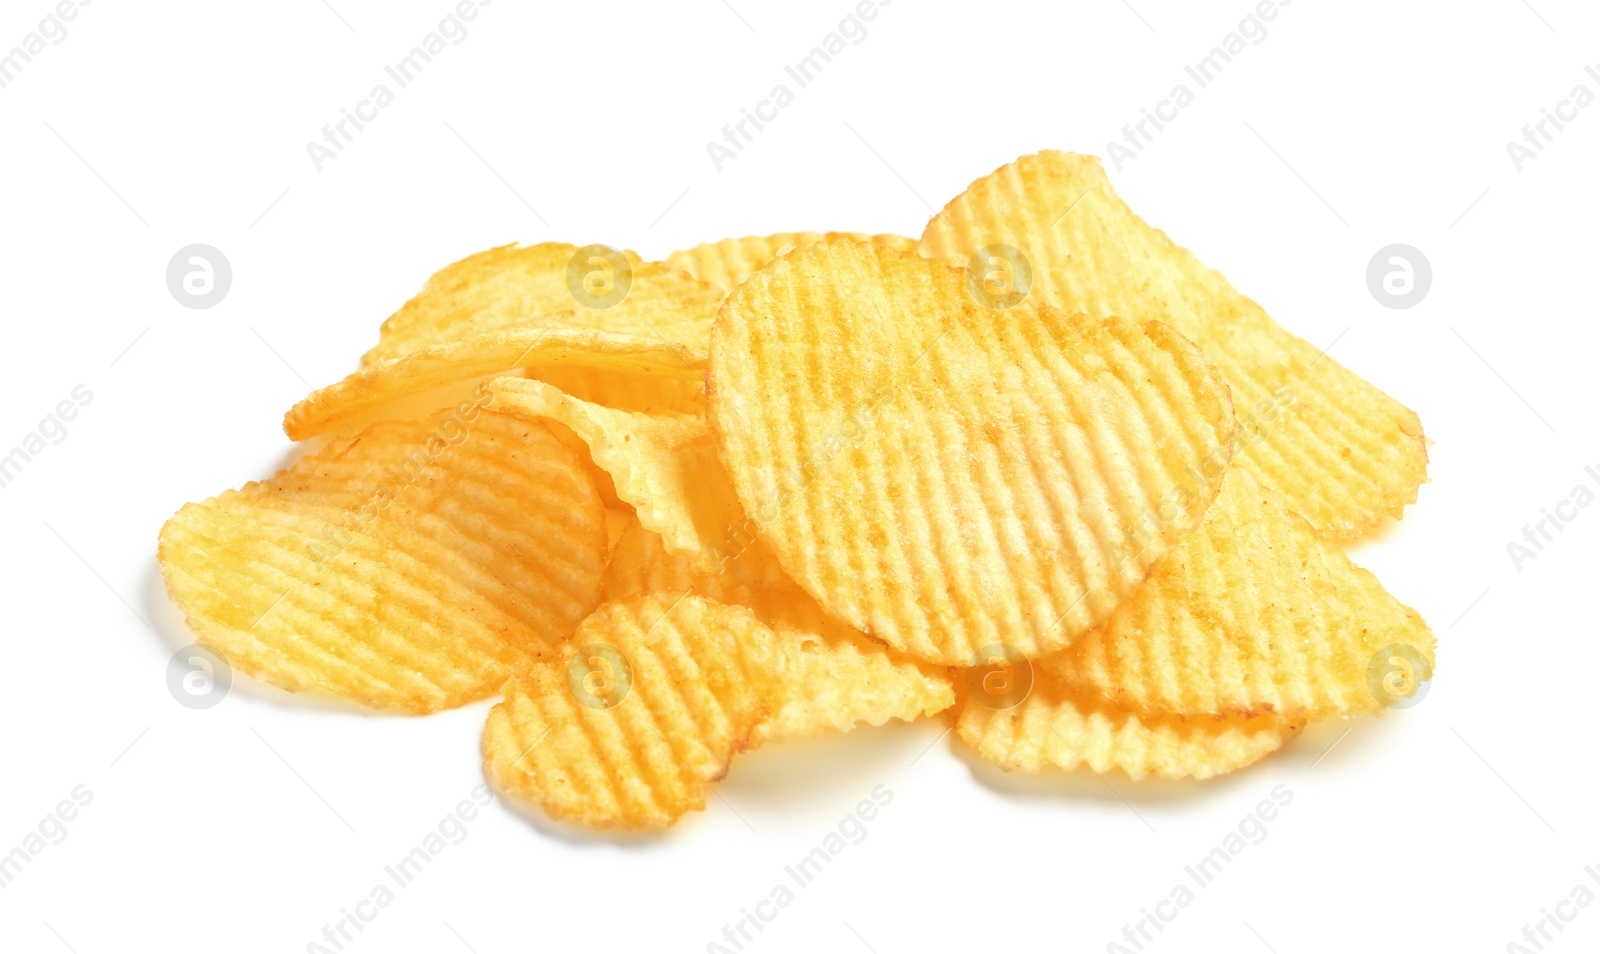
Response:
[159, 408, 607, 713]
[952, 671, 1302, 780]
[605, 508, 781, 607]
[666, 232, 919, 292]
[709, 241, 1236, 665]
[284, 328, 706, 441]
[482, 593, 778, 829]
[530, 365, 705, 417]
[919, 151, 1427, 540]
[604, 516, 955, 744]
[488, 377, 737, 573]
[1042, 468, 1436, 720]
[365, 242, 724, 364]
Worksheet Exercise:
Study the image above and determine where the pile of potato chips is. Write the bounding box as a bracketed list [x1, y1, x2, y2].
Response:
[159, 151, 1435, 830]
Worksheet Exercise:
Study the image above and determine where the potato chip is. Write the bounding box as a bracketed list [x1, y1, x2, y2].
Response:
[709, 241, 1237, 665]
[754, 625, 954, 745]
[1042, 468, 1436, 720]
[364, 242, 724, 364]
[666, 232, 919, 292]
[488, 377, 737, 573]
[529, 365, 705, 417]
[542, 418, 622, 510]
[482, 593, 778, 829]
[919, 150, 1428, 540]
[284, 328, 706, 441]
[952, 671, 1301, 780]
[603, 516, 955, 743]
[604, 510, 785, 608]
[159, 408, 607, 713]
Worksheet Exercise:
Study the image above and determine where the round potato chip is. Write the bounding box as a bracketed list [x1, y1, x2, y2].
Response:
[365, 242, 724, 364]
[159, 408, 607, 713]
[284, 327, 706, 441]
[666, 232, 919, 293]
[708, 241, 1236, 665]
[482, 593, 778, 829]
[952, 671, 1302, 780]
[604, 516, 955, 744]
[919, 150, 1428, 541]
[1042, 468, 1437, 720]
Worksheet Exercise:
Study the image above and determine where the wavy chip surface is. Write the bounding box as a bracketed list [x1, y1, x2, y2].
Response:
[159, 409, 607, 713]
[953, 672, 1301, 780]
[604, 517, 954, 744]
[755, 624, 954, 745]
[1043, 468, 1436, 720]
[919, 150, 1427, 540]
[709, 241, 1236, 665]
[482, 593, 778, 829]
[489, 376, 737, 573]
[365, 242, 724, 364]
[285, 328, 706, 440]
[666, 232, 918, 292]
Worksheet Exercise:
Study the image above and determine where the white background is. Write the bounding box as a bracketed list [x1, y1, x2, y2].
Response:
[1, 1, 1596, 951]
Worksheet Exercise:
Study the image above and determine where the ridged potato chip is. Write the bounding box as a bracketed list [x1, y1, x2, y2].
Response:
[709, 241, 1236, 665]
[604, 516, 955, 744]
[605, 510, 786, 608]
[755, 624, 954, 745]
[919, 150, 1427, 540]
[482, 593, 778, 829]
[284, 328, 706, 441]
[666, 232, 918, 292]
[1042, 468, 1436, 720]
[365, 242, 724, 364]
[488, 376, 737, 572]
[159, 408, 607, 713]
[952, 671, 1301, 780]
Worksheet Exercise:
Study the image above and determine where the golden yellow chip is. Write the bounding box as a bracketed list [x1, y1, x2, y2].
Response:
[919, 150, 1428, 541]
[1042, 468, 1436, 720]
[529, 365, 705, 417]
[488, 376, 738, 573]
[603, 516, 955, 744]
[666, 232, 919, 292]
[159, 408, 608, 713]
[953, 671, 1301, 780]
[364, 242, 724, 364]
[755, 625, 954, 746]
[482, 593, 778, 829]
[605, 509, 785, 607]
[284, 328, 706, 441]
[709, 241, 1236, 665]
